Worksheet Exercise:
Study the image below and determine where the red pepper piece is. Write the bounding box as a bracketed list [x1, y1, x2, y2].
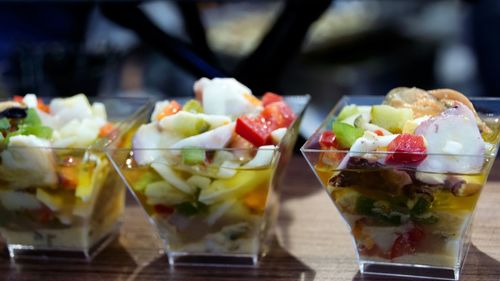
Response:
[261, 92, 284, 106]
[386, 134, 427, 164]
[261, 101, 296, 129]
[235, 116, 273, 147]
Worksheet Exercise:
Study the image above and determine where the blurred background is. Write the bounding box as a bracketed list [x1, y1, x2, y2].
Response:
[0, 0, 499, 137]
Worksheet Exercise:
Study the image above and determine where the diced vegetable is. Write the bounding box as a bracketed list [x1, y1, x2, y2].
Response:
[371, 105, 413, 133]
[337, 105, 359, 121]
[159, 111, 210, 137]
[156, 100, 181, 121]
[183, 99, 204, 113]
[332, 122, 364, 148]
[145, 181, 190, 206]
[319, 130, 338, 149]
[242, 186, 268, 212]
[212, 150, 236, 165]
[385, 134, 427, 165]
[217, 160, 239, 178]
[261, 101, 296, 129]
[8, 123, 53, 141]
[354, 116, 391, 135]
[99, 123, 115, 137]
[261, 92, 283, 106]
[181, 148, 206, 165]
[235, 116, 273, 147]
[151, 162, 197, 194]
[75, 156, 107, 202]
[199, 169, 270, 205]
[134, 170, 161, 192]
[187, 175, 211, 189]
[243, 145, 276, 168]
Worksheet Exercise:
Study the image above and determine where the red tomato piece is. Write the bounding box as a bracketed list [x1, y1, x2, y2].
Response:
[261, 101, 296, 129]
[319, 131, 337, 149]
[235, 116, 273, 147]
[390, 227, 425, 259]
[318, 131, 345, 165]
[385, 134, 427, 164]
[374, 129, 384, 136]
[154, 204, 175, 215]
[261, 92, 283, 106]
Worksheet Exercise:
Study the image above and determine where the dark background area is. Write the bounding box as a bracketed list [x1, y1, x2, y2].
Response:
[0, 0, 498, 137]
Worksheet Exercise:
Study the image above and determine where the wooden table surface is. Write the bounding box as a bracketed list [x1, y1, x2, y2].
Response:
[1, 156, 499, 281]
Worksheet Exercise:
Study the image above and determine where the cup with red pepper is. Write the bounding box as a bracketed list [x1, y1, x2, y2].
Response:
[107, 77, 309, 266]
[0, 94, 150, 260]
[301, 89, 500, 280]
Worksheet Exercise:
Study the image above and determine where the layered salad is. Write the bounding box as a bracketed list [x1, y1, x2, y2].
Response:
[0, 94, 124, 254]
[311, 88, 500, 267]
[119, 78, 298, 258]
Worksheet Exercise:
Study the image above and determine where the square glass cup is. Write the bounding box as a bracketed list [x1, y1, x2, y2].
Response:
[106, 95, 309, 266]
[0, 97, 151, 260]
[301, 96, 500, 280]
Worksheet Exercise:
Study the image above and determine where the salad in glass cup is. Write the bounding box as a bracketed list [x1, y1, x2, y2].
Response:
[107, 78, 309, 266]
[0, 94, 149, 260]
[301, 88, 500, 280]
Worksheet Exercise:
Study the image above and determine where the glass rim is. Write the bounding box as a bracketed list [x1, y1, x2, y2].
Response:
[107, 94, 311, 152]
[3, 95, 153, 102]
[300, 95, 500, 158]
[1, 95, 153, 150]
[300, 147, 498, 158]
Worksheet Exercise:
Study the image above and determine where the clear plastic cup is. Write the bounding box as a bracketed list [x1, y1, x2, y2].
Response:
[301, 96, 500, 280]
[107, 95, 309, 266]
[0, 97, 151, 260]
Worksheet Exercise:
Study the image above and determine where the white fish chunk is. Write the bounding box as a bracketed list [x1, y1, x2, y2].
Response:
[0, 135, 57, 189]
[195, 77, 262, 119]
[132, 123, 181, 165]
